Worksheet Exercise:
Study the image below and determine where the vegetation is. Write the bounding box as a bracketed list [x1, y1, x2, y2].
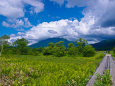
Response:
[111, 47, 115, 58]
[0, 53, 104, 86]
[94, 70, 112, 86]
[83, 45, 96, 57]
[113, 47, 115, 55]
[0, 36, 96, 57]
[0, 35, 10, 56]
[0, 35, 107, 85]
[92, 39, 115, 51]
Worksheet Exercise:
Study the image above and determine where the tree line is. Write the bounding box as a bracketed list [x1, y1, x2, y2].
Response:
[0, 35, 97, 57]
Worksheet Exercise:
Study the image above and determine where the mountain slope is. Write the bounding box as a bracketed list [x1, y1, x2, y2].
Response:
[92, 39, 115, 50]
[30, 38, 115, 50]
[29, 38, 74, 48]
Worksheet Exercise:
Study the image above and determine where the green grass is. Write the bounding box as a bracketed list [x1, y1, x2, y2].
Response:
[0, 53, 104, 86]
[94, 70, 112, 86]
[111, 51, 115, 59]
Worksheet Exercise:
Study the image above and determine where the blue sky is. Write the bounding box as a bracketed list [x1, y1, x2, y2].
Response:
[0, 0, 115, 44]
[0, 0, 84, 35]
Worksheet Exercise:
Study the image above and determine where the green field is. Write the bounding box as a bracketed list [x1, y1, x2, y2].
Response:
[0, 53, 104, 86]
[111, 51, 115, 59]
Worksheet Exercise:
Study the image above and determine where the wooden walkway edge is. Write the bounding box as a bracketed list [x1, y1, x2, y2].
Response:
[109, 55, 115, 86]
[86, 54, 107, 86]
[87, 54, 115, 86]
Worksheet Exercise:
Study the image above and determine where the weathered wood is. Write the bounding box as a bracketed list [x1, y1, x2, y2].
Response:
[106, 56, 110, 70]
[86, 54, 108, 86]
[109, 55, 115, 86]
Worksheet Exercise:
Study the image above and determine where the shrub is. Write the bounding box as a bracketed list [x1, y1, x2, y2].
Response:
[53, 45, 66, 57]
[67, 43, 78, 56]
[113, 47, 115, 54]
[83, 45, 96, 57]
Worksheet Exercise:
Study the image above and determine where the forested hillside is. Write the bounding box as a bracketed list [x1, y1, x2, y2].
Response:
[92, 39, 115, 50]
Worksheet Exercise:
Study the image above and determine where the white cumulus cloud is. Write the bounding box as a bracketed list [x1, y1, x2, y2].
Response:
[10, 18, 115, 45]
[2, 18, 32, 28]
[9, 0, 115, 44]
[0, 0, 44, 18]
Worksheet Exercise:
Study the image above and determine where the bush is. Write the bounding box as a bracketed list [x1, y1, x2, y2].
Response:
[83, 45, 96, 57]
[113, 47, 115, 54]
[43, 47, 54, 55]
[53, 45, 66, 57]
[67, 43, 78, 56]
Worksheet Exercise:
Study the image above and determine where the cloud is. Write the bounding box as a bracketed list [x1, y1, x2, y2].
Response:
[50, 0, 65, 5]
[23, 0, 44, 13]
[0, 0, 44, 29]
[50, 0, 89, 7]
[50, 0, 115, 28]
[0, 0, 44, 18]
[17, 32, 25, 35]
[0, 0, 24, 18]
[2, 18, 32, 28]
[9, 0, 115, 44]
[10, 19, 115, 45]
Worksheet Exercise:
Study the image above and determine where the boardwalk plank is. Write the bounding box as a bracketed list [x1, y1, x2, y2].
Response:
[109, 55, 115, 86]
[86, 54, 108, 86]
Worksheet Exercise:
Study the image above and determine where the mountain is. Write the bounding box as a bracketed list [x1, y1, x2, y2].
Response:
[92, 39, 115, 50]
[29, 38, 115, 50]
[29, 38, 74, 48]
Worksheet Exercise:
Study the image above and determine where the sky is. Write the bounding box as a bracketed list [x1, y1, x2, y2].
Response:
[0, 0, 115, 44]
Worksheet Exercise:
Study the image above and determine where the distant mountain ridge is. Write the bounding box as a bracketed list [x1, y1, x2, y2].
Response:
[29, 38, 115, 50]
[91, 39, 115, 50]
[29, 38, 74, 48]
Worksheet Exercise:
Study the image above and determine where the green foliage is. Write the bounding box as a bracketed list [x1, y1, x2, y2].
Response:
[0, 35, 10, 56]
[43, 38, 96, 57]
[53, 41, 66, 57]
[113, 47, 115, 54]
[13, 38, 29, 55]
[92, 39, 115, 51]
[67, 43, 78, 56]
[43, 42, 55, 55]
[0, 35, 10, 40]
[0, 53, 103, 86]
[75, 38, 88, 54]
[13, 38, 28, 48]
[94, 70, 112, 86]
[111, 47, 115, 58]
[43, 41, 66, 57]
[53, 45, 66, 57]
[43, 46, 54, 55]
[1, 38, 96, 57]
[83, 45, 96, 57]
[32, 47, 43, 56]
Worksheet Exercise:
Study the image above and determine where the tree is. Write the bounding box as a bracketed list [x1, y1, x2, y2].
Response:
[43, 41, 66, 57]
[53, 41, 66, 57]
[67, 43, 78, 56]
[75, 38, 88, 54]
[83, 45, 96, 57]
[13, 38, 28, 54]
[113, 47, 115, 55]
[0, 35, 10, 56]
[43, 42, 55, 55]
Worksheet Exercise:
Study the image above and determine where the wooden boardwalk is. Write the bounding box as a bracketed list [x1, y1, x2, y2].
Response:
[87, 54, 115, 86]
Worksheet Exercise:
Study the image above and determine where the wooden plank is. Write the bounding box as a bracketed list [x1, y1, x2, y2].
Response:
[109, 55, 115, 86]
[105, 56, 110, 70]
[86, 54, 108, 86]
